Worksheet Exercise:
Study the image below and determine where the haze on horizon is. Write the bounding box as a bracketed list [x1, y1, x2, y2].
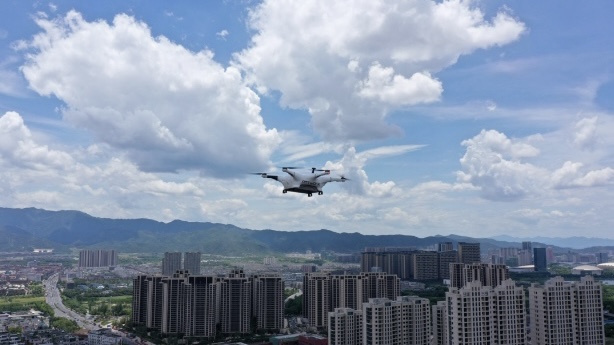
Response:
[0, 1, 612, 239]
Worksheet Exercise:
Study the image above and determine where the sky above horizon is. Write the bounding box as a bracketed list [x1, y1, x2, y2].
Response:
[0, 1, 613, 239]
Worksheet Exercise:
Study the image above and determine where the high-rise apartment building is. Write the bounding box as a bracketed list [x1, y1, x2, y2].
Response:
[132, 269, 282, 339]
[529, 275, 604, 345]
[183, 275, 217, 338]
[251, 273, 284, 331]
[183, 252, 201, 275]
[445, 279, 526, 345]
[219, 269, 252, 334]
[145, 276, 164, 330]
[328, 308, 363, 345]
[303, 271, 399, 330]
[162, 252, 182, 276]
[132, 275, 149, 325]
[412, 251, 439, 280]
[437, 241, 453, 252]
[431, 301, 447, 345]
[362, 296, 431, 345]
[361, 248, 461, 281]
[457, 242, 481, 264]
[78, 249, 118, 267]
[449, 263, 509, 289]
[360, 248, 414, 279]
[522, 241, 532, 251]
[438, 250, 458, 280]
[303, 272, 331, 329]
[330, 274, 366, 311]
[597, 252, 609, 264]
[161, 270, 190, 335]
[533, 247, 547, 272]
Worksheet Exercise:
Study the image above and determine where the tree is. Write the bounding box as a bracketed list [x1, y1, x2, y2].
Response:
[50, 317, 80, 333]
[7, 326, 22, 334]
[285, 295, 302, 315]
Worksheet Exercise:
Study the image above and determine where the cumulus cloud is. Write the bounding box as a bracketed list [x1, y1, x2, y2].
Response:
[19, 11, 280, 176]
[236, 0, 525, 140]
[0, 111, 207, 218]
[357, 64, 442, 105]
[457, 129, 546, 201]
[458, 128, 614, 200]
[322, 145, 423, 197]
[552, 161, 614, 188]
[573, 116, 597, 150]
[0, 111, 74, 171]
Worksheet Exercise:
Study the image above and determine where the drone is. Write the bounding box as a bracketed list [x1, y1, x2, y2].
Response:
[252, 167, 349, 197]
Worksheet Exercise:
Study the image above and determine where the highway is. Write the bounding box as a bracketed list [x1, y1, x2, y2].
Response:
[43, 273, 99, 331]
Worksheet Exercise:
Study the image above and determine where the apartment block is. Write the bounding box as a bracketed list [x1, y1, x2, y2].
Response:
[132, 269, 282, 339]
[449, 263, 509, 289]
[457, 242, 481, 264]
[362, 296, 431, 345]
[251, 273, 284, 331]
[412, 251, 439, 280]
[183, 275, 217, 338]
[219, 269, 252, 334]
[431, 301, 447, 345]
[78, 250, 118, 267]
[445, 279, 526, 345]
[162, 252, 182, 276]
[529, 275, 604, 345]
[183, 252, 201, 275]
[328, 308, 363, 345]
[303, 272, 399, 330]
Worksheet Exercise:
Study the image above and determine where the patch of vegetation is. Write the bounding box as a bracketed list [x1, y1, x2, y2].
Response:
[50, 317, 79, 333]
[604, 286, 614, 313]
[605, 324, 614, 344]
[401, 283, 447, 305]
[0, 296, 46, 310]
[285, 295, 302, 315]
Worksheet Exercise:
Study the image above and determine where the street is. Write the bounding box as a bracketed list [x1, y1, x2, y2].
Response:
[43, 273, 99, 331]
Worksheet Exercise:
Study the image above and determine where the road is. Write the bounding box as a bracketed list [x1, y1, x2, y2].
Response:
[43, 273, 99, 331]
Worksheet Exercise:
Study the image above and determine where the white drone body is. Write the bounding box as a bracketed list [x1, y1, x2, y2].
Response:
[253, 167, 348, 197]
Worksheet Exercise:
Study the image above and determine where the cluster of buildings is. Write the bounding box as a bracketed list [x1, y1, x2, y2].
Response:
[360, 242, 483, 280]
[0, 328, 124, 345]
[361, 242, 552, 281]
[0, 263, 61, 296]
[322, 265, 605, 344]
[78, 250, 118, 268]
[0, 311, 49, 334]
[160, 252, 201, 276]
[131, 268, 284, 340]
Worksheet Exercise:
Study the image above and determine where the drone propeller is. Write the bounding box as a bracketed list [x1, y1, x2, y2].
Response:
[312, 167, 331, 174]
[250, 172, 268, 177]
[281, 166, 302, 170]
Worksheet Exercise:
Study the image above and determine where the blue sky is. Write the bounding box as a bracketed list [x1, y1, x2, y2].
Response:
[0, 1, 613, 239]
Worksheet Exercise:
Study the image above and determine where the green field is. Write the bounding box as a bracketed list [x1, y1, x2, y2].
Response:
[0, 296, 45, 308]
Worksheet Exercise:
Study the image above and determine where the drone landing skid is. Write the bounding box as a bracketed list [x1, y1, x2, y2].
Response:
[284, 188, 323, 197]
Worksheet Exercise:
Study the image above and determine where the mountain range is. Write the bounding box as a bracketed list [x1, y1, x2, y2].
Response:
[0, 207, 610, 255]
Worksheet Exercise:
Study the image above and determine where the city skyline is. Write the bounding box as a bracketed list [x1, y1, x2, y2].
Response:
[0, 1, 613, 239]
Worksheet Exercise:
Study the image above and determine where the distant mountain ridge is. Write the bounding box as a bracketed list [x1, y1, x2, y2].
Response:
[490, 235, 614, 250]
[0, 207, 603, 254]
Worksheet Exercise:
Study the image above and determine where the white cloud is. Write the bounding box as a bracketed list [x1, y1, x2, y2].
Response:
[573, 116, 597, 150]
[216, 30, 229, 40]
[357, 63, 442, 105]
[457, 129, 546, 201]
[235, 0, 525, 141]
[458, 128, 614, 200]
[322, 145, 422, 197]
[19, 11, 280, 176]
[0, 111, 74, 171]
